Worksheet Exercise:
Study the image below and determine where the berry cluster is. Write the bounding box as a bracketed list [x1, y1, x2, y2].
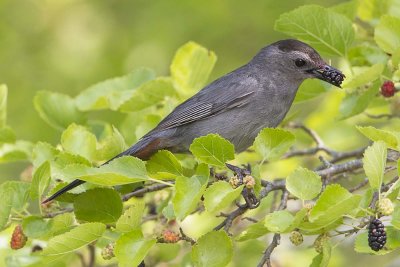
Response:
[368, 219, 386, 251]
[321, 66, 345, 87]
[10, 225, 27, 250]
[289, 231, 303, 246]
[380, 81, 396, 97]
[101, 243, 115, 260]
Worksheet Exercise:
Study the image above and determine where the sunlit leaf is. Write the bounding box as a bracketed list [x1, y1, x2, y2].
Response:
[203, 182, 243, 213]
[190, 134, 234, 167]
[275, 5, 354, 56]
[61, 123, 97, 161]
[0, 140, 33, 163]
[116, 199, 145, 233]
[115, 230, 156, 267]
[363, 141, 387, 190]
[286, 167, 322, 200]
[375, 15, 400, 54]
[357, 126, 399, 150]
[192, 231, 233, 267]
[342, 64, 384, 89]
[253, 128, 295, 162]
[22, 216, 52, 238]
[30, 161, 51, 200]
[34, 91, 86, 131]
[147, 150, 183, 179]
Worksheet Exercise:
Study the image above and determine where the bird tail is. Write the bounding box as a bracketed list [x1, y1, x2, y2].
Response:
[41, 136, 163, 204]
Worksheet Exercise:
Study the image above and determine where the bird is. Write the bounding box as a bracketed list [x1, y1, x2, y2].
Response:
[43, 39, 345, 204]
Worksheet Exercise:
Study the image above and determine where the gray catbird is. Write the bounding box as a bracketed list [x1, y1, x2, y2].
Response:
[43, 39, 344, 203]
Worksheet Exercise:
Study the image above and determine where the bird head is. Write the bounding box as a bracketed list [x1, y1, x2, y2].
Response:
[256, 39, 345, 88]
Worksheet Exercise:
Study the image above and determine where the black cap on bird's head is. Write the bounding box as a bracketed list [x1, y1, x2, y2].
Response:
[260, 39, 345, 88]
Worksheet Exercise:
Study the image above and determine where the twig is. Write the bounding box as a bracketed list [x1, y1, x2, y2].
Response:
[179, 228, 196, 245]
[43, 207, 74, 218]
[122, 184, 170, 201]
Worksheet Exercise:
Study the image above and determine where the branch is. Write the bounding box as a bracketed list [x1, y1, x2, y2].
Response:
[122, 183, 170, 201]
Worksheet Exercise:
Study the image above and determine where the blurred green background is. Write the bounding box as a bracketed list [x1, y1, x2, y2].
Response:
[6, 1, 400, 267]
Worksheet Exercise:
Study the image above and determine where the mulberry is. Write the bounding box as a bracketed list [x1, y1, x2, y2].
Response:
[368, 219, 386, 251]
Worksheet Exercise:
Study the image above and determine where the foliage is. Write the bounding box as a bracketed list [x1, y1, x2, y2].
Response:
[1, 1, 400, 267]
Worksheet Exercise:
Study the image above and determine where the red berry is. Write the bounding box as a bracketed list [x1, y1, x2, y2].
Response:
[162, 230, 180, 243]
[380, 81, 396, 97]
[10, 225, 27, 250]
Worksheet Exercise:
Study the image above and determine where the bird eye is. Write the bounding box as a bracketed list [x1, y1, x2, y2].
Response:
[295, 58, 306, 67]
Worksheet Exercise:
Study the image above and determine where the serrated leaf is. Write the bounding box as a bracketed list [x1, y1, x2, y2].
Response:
[61, 123, 97, 161]
[1, 181, 31, 211]
[32, 142, 59, 168]
[55, 156, 148, 186]
[191, 231, 233, 267]
[339, 82, 379, 119]
[75, 68, 155, 111]
[119, 78, 176, 112]
[22, 216, 52, 238]
[286, 167, 322, 200]
[330, 1, 357, 20]
[0, 140, 33, 163]
[363, 141, 387, 190]
[49, 213, 75, 236]
[357, 126, 399, 149]
[254, 128, 295, 162]
[264, 210, 294, 233]
[74, 188, 123, 223]
[310, 240, 331, 267]
[274, 5, 354, 56]
[0, 84, 7, 128]
[115, 230, 156, 267]
[342, 64, 384, 89]
[95, 126, 126, 161]
[189, 134, 234, 167]
[375, 15, 400, 54]
[203, 182, 243, 213]
[147, 150, 183, 179]
[30, 161, 51, 200]
[34, 91, 86, 131]
[173, 165, 209, 220]
[0, 184, 12, 230]
[116, 199, 145, 233]
[41, 223, 106, 259]
[171, 41, 217, 94]
[309, 184, 361, 226]
[236, 220, 269, 242]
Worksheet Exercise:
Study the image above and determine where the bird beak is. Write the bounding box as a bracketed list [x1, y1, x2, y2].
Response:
[307, 64, 345, 88]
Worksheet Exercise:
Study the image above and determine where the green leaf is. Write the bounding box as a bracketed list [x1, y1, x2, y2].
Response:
[330, 1, 358, 20]
[286, 167, 322, 200]
[310, 240, 332, 267]
[264, 210, 294, 233]
[22, 216, 52, 238]
[49, 213, 75, 236]
[171, 41, 217, 94]
[34, 91, 86, 131]
[357, 0, 390, 22]
[192, 231, 233, 267]
[236, 220, 269, 242]
[0, 84, 7, 128]
[61, 123, 97, 161]
[74, 188, 123, 223]
[309, 184, 361, 226]
[392, 205, 400, 229]
[115, 230, 156, 267]
[1, 181, 31, 211]
[173, 165, 209, 220]
[294, 79, 328, 103]
[41, 223, 106, 259]
[116, 199, 145, 233]
[339, 82, 379, 119]
[55, 156, 148, 186]
[0, 127, 16, 145]
[253, 128, 295, 162]
[0, 140, 33, 163]
[95, 126, 126, 161]
[32, 142, 59, 168]
[30, 161, 51, 200]
[357, 126, 399, 150]
[189, 134, 235, 167]
[375, 15, 400, 54]
[274, 5, 354, 56]
[363, 141, 387, 190]
[203, 182, 243, 213]
[147, 150, 183, 179]
[119, 78, 176, 112]
[342, 64, 384, 89]
[0, 184, 12, 230]
[75, 68, 155, 111]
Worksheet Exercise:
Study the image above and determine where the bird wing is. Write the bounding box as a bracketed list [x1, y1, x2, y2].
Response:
[155, 89, 255, 131]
